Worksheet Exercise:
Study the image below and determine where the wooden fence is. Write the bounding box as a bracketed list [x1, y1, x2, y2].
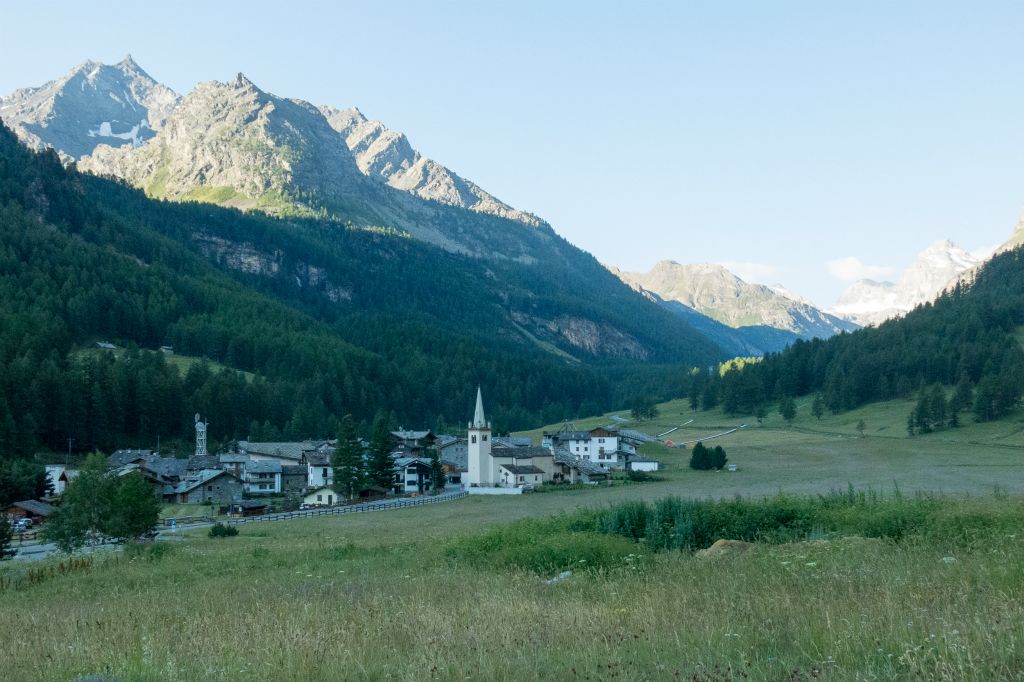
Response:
[160, 491, 468, 528]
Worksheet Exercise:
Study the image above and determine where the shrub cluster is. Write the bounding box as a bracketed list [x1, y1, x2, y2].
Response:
[689, 442, 727, 470]
[593, 489, 1012, 551]
[208, 523, 239, 538]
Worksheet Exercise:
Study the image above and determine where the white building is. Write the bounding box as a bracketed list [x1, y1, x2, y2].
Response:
[306, 452, 333, 489]
[303, 486, 340, 506]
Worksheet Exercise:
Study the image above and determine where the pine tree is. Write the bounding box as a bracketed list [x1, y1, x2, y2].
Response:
[856, 419, 866, 437]
[711, 445, 728, 470]
[425, 443, 446, 494]
[811, 394, 825, 421]
[366, 411, 396, 493]
[779, 396, 796, 424]
[332, 414, 365, 501]
[689, 442, 713, 470]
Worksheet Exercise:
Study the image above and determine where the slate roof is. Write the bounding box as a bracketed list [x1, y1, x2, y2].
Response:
[554, 431, 593, 441]
[551, 448, 608, 476]
[219, 453, 248, 464]
[499, 464, 545, 475]
[305, 452, 331, 467]
[239, 441, 319, 461]
[246, 460, 281, 474]
[492, 447, 553, 460]
[144, 457, 188, 480]
[165, 469, 239, 495]
[109, 449, 156, 467]
[392, 430, 434, 441]
[8, 499, 55, 516]
[393, 456, 431, 469]
[281, 465, 307, 477]
[436, 435, 464, 448]
[615, 429, 658, 443]
[187, 455, 220, 471]
[492, 436, 533, 448]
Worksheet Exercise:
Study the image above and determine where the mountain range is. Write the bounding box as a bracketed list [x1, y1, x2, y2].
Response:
[829, 240, 985, 327]
[612, 262, 858, 355]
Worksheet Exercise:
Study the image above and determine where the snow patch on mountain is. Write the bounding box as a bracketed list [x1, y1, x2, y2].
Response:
[830, 240, 981, 326]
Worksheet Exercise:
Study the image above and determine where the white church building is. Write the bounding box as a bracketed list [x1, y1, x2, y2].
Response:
[464, 388, 610, 492]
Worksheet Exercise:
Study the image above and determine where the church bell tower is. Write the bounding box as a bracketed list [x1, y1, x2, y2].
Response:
[466, 387, 492, 486]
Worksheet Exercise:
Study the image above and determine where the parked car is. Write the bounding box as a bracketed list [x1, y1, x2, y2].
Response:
[13, 518, 32, 532]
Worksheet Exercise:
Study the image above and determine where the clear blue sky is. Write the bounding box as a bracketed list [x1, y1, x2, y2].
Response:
[3, 1, 1023, 306]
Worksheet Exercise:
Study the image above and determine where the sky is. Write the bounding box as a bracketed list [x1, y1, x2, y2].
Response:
[3, 0, 1024, 307]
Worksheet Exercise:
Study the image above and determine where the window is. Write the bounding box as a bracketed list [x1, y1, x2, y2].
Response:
[207, 485, 212, 491]
[482, 435, 488, 441]
[471, 435, 477, 444]
[518, 476, 523, 482]
[599, 438, 605, 443]
[317, 494, 322, 502]
[322, 468, 328, 478]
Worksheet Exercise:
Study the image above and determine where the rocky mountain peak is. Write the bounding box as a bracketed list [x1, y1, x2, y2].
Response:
[0, 57, 179, 159]
[831, 239, 981, 326]
[616, 261, 856, 338]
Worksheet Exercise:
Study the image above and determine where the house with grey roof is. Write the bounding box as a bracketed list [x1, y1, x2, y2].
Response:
[163, 469, 243, 505]
[243, 460, 282, 495]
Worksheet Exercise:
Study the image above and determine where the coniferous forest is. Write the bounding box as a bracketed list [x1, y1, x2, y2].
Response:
[685, 247, 1024, 422]
[0, 122, 723, 458]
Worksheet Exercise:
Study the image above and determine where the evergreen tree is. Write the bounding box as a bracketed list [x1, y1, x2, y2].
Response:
[913, 390, 932, 433]
[425, 443, 446, 493]
[928, 385, 946, 430]
[811, 394, 825, 421]
[755, 406, 767, 426]
[779, 396, 796, 424]
[332, 414, 365, 501]
[366, 411, 396, 492]
[856, 419, 866, 437]
[711, 445, 728, 470]
[0, 516, 11, 559]
[689, 442, 713, 470]
[952, 374, 973, 413]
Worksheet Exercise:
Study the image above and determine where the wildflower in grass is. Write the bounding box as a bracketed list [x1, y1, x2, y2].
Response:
[941, 556, 957, 564]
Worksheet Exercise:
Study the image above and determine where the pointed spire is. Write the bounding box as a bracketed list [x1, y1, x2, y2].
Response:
[472, 386, 488, 429]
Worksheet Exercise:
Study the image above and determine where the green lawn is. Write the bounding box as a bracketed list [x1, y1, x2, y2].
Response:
[517, 396, 1024, 497]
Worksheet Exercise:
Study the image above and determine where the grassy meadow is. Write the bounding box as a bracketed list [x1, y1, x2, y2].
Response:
[2, 396, 1024, 680]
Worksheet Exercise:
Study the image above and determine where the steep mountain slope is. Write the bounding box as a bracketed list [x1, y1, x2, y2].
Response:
[831, 240, 981, 326]
[2, 59, 728, 365]
[617, 261, 856, 339]
[0, 121, 726, 456]
[608, 265, 801, 356]
[320, 105, 541, 226]
[0, 56, 178, 160]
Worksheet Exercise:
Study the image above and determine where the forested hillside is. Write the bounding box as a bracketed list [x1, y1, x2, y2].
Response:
[0, 123, 722, 457]
[688, 247, 1024, 422]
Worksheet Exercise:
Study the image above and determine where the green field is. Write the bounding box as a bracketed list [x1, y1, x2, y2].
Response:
[3, 396, 1024, 680]
[517, 396, 1024, 497]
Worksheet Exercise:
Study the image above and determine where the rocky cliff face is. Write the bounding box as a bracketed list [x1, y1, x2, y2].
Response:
[616, 261, 856, 339]
[0, 56, 178, 160]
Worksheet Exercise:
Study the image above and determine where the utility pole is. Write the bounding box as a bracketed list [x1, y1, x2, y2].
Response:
[66, 437, 74, 467]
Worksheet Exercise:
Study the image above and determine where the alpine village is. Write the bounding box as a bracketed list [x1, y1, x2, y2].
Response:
[4, 8, 1024, 680]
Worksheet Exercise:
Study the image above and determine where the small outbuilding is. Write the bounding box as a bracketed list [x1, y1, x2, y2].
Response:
[6, 499, 55, 523]
[304, 486, 341, 507]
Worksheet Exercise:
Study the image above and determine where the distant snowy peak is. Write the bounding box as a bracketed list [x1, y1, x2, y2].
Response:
[320, 104, 543, 227]
[0, 55, 179, 160]
[768, 284, 816, 308]
[830, 240, 981, 326]
[615, 261, 856, 339]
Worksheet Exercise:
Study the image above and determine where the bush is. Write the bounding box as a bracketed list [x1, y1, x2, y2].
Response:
[446, 518, 639, 574]
[208, 523, 239, 538]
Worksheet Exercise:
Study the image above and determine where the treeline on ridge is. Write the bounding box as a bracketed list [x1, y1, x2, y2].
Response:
[682, 247, 1024, 422]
